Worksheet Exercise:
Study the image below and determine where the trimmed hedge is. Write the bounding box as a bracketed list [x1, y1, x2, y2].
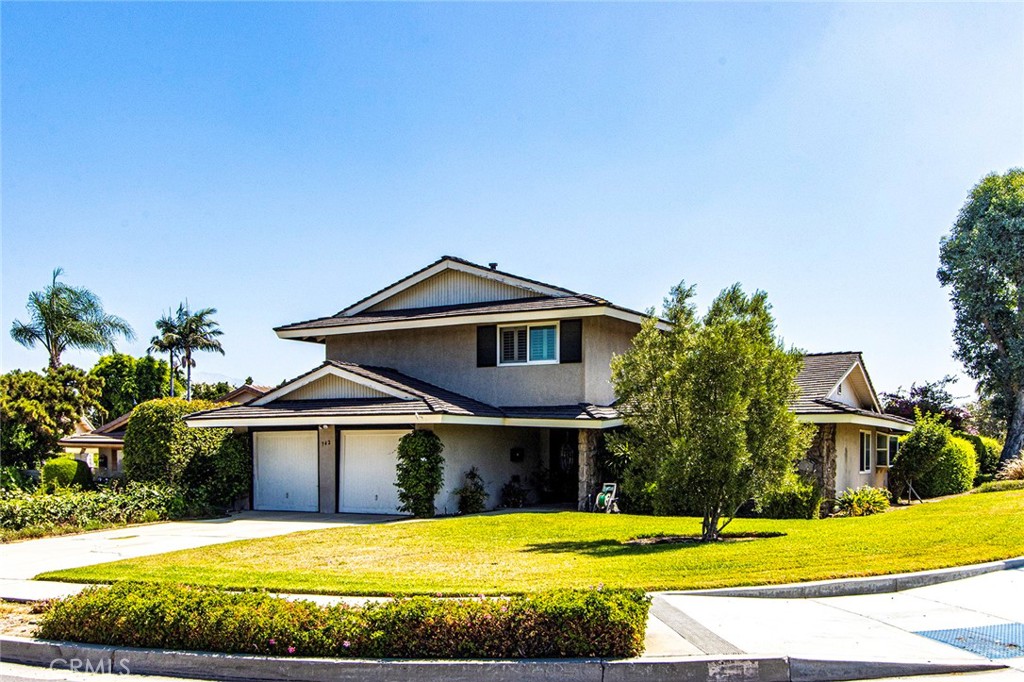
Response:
[755, 475, 822, 519]
[124, 398, 250, 508]
[0, 483, 185, 537]
[974, 480, 1024, 494]
[959, 433, 1003, 478]
[37, 582, 650, 659]
[41, 457, 93, 492]
[916, 435, 977, 498]
[394, 430, 445, 518]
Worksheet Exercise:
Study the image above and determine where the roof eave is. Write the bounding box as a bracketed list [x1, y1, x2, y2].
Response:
[275, 305, 666, 341]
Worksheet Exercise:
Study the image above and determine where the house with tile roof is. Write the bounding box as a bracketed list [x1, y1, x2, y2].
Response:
[186, 256, 911, 515]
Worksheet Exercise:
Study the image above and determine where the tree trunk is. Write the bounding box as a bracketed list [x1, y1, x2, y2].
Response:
[185, 352, 192, 401]
[1001, 388, 1024, 463]
[168, 352, 175, 398]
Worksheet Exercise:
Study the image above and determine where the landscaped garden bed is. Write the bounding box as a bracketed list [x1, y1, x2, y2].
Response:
[0, 483, 187, 543]
[37, 489, 1024, 595]
[34, 583, 649, 659]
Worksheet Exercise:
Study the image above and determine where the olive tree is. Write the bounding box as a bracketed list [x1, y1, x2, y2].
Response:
[938, 169, 1024, 462]
[611, 283, 811, 541]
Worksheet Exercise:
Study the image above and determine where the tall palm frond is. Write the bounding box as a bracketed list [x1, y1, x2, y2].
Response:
[10, 268, 136, 369]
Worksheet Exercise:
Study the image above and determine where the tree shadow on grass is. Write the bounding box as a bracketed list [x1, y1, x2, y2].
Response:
[522, 532, 786, 558]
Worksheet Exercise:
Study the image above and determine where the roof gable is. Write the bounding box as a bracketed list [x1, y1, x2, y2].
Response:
[794, 352, 881, 414]
[340, 256, 577, 316]
[254, 364, 417, 405]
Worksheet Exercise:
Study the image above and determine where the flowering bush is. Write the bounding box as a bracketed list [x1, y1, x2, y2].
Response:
[38, 582, 650, 659]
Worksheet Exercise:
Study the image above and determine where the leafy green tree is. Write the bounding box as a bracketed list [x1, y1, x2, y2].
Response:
[135, 355, 178, 403]
[889, 410, 950, 500]
[610, 283, 811, 540]
[90, 353, 138, 421]
[89, 354, 180, 422]
[966, 392, 1007, 441]
[10, 268, 135, 369]
[0, 366, 103, 467]
[190, 381, 233, 402]
[938, 169, 1024, 463]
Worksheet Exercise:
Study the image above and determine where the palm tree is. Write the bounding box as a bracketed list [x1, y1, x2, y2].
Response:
[148, 309, 182, 398]
[149, 303, 225, 400]
[10, 268, 135, 369]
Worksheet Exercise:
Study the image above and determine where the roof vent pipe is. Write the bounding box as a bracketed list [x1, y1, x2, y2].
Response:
[489, 262, 498, 270]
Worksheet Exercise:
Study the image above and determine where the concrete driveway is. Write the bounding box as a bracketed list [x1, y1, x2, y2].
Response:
[0, 511, 397, 600]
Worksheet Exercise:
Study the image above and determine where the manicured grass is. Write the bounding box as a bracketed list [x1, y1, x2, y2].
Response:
[39, 490, 1024, 596]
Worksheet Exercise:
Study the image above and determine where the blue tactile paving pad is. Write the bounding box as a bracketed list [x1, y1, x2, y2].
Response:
[915, 623, 1024, 659]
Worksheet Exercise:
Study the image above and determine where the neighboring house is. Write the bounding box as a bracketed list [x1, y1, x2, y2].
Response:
[60, 384, 269, 477]
[793, 352, 914, 502]
[185, 256, 910, 515]
[59, 413, 127, 477]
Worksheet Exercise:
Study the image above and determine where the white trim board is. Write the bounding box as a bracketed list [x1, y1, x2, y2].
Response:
[796, 413, 913, 431]
[277, 305, 668, 340]
[186, 413, 623, 430]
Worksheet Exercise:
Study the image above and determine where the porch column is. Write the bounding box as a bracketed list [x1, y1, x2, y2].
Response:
[577, 429, 599, 511]
[318, 426, 337, 514]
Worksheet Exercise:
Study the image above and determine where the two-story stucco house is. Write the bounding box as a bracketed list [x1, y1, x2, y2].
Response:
[187, 256, 912, 515]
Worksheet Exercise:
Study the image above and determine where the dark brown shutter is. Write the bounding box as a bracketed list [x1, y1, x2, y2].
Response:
[477, 325, 497, 367]
[560, 319, 582, 364]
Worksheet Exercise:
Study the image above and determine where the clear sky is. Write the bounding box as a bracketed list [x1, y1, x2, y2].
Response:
[2, 2, 1022, 399]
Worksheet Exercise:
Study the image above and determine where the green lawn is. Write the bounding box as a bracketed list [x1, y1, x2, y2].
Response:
[39, 490, 1024, 595]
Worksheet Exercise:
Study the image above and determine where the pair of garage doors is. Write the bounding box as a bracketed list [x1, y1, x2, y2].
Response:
[252, 430, 404, 513]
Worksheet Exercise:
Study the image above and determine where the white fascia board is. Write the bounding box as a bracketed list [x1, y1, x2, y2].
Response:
[277, 306, 656, 340]
[827, 362, 882, 413]
[186, 413, 622, 430]
[796, 413, 913, 432]
[252, 365, 417, 405]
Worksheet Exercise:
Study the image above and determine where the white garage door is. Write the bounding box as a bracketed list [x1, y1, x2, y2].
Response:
[339, 431, 405, 514]
[254, 431, 319, 512]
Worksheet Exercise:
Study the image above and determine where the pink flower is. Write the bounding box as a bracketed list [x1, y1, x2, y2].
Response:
[342, 640, 351, 648]
[500, 605, 508, 613]
[287, 646, 296, 654]
[268, 639, 276, 646]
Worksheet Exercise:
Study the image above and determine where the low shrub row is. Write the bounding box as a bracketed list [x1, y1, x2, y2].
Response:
[973, 480, 1024, 494]
[754, 475, 822, 520]
[0, 483, 186, 537]
[37, 582, 650, 659]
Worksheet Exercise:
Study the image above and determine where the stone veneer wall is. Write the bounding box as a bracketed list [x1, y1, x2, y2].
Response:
[798, 424, 837, 505]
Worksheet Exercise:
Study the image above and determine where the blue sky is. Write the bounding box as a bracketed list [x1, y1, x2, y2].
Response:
[2, 2, 1022, 399]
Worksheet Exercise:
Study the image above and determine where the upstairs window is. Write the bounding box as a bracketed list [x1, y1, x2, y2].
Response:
[499, 323, 558, 365]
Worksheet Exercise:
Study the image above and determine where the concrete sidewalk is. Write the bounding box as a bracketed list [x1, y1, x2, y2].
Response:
[651, 567, 1024, 665]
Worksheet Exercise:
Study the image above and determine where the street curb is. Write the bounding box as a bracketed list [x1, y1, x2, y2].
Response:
[0, 636, 1007, 682]
[663, 555, 1024, 599]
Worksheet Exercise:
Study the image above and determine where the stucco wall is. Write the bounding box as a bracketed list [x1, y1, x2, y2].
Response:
[325, 317, 638, 407]
[430, 425, 543, 515]
[834, 423, 888, 494]
[582, 316, 640, 406]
